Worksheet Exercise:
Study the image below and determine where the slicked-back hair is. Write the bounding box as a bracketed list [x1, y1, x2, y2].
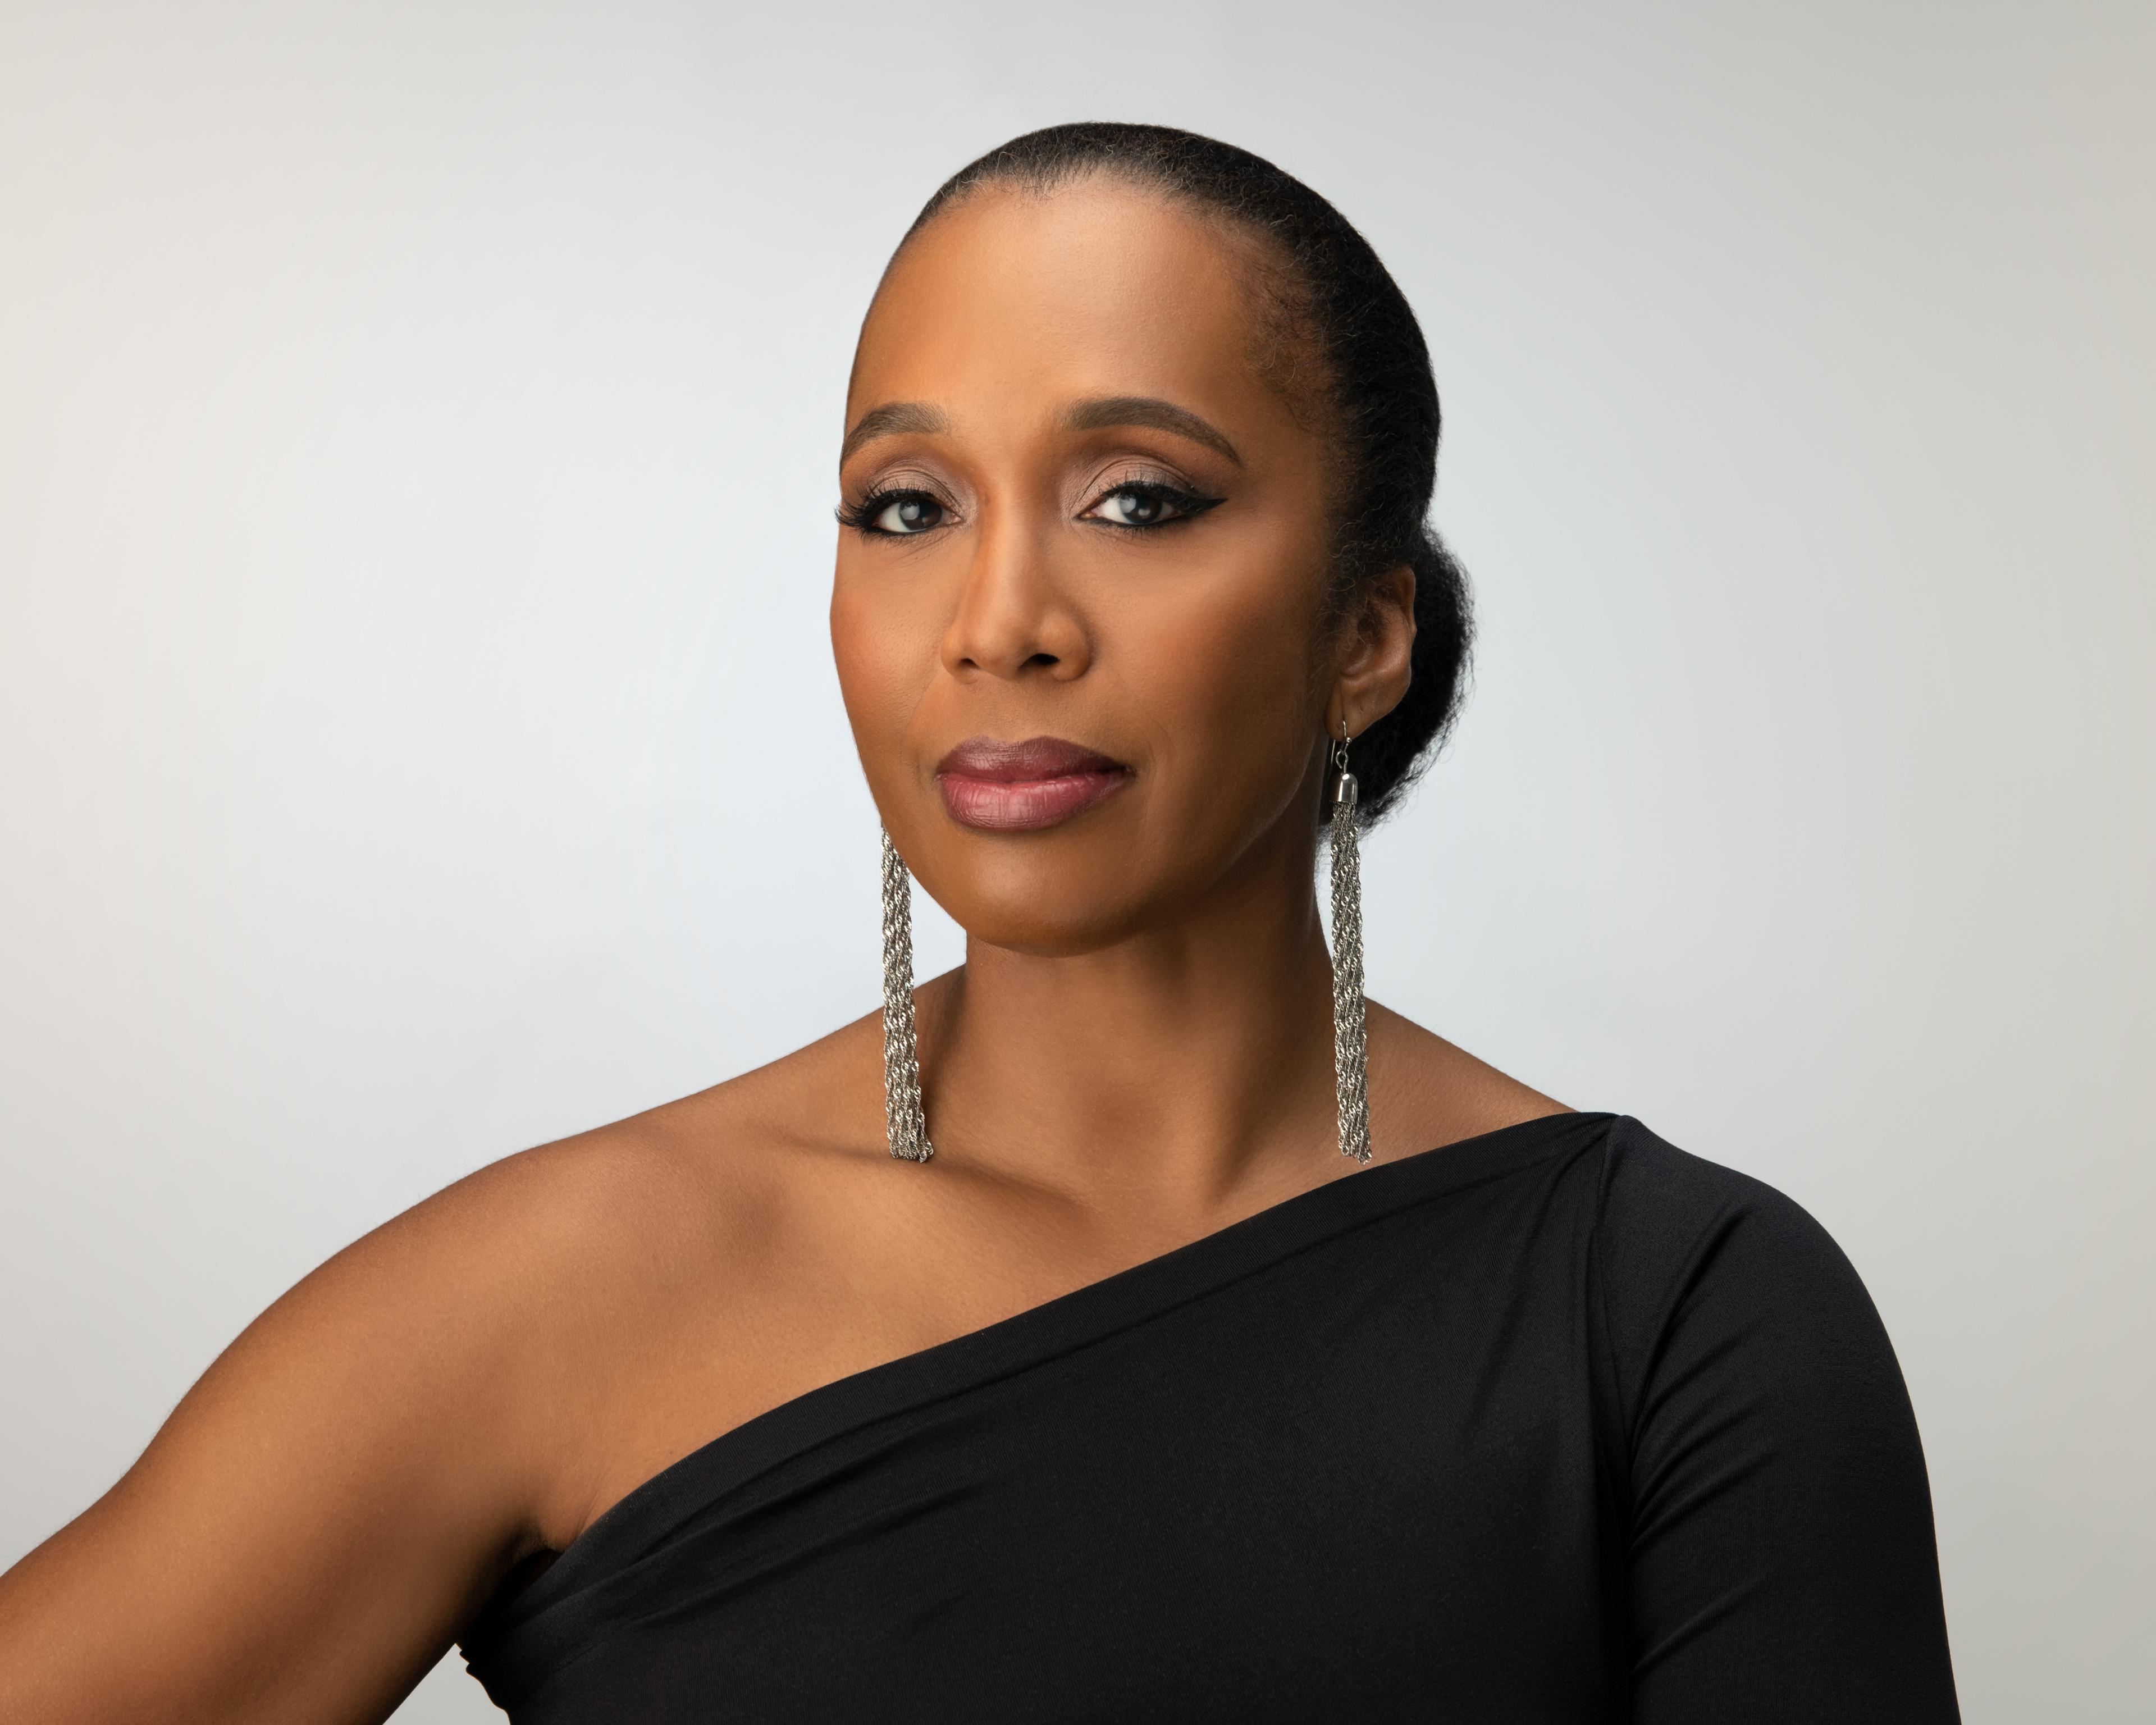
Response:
[898, 122, 1473, 826]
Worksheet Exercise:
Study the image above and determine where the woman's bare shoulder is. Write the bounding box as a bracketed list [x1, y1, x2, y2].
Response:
[350, 1010, 890, 1388]
[411, 1001, 889, 1281]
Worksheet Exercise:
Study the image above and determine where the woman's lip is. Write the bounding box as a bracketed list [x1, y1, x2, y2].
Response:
[934, 737, 1131, 833]
[935, 735, 1125, 781]
[937, 766, 1130, 832]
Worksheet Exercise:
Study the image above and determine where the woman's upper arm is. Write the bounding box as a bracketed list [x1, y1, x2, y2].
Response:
[1597, 1126, 1961, 1723]
[0, 1157, 578, 1724]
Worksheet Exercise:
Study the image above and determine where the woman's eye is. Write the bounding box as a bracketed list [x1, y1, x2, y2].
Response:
[1097, 487, 1167, 527]
[872, 493, 945, 534]
[1083, 483, 1216, 529]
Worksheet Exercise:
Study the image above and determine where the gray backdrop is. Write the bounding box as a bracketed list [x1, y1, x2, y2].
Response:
[2, 3, 2149, 1718]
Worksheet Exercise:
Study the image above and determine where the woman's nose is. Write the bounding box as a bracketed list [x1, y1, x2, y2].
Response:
[938, 509, 1091, 683]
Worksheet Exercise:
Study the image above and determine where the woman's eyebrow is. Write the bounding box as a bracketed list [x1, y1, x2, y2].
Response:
[841, 401, 950, 465]
[841, 396, 1243, 469]
[1062, 396, 1243, 467]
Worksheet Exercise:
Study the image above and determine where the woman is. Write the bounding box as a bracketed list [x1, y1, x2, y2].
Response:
[0, 124, 1958, 1721]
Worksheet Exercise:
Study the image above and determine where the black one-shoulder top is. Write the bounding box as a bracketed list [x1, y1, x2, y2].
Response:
[459, 1113, 1959, 1721]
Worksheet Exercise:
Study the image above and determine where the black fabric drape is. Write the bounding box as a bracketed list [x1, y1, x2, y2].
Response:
[462, 1113, 1958, 1722]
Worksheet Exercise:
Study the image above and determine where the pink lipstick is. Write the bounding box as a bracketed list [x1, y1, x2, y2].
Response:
[935, 735, 1131, 832]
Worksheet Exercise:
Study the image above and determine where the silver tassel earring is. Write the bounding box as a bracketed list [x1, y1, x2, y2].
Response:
[1328, 728, 1372, 1163]
[879, 827, 934, 1162]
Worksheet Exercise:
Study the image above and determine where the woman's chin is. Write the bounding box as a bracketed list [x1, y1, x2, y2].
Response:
[916, 873, 1161, 962]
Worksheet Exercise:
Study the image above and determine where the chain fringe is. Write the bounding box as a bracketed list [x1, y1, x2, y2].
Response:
[1329, 776, 1373, 1163]
[879, 828, 933, 1162]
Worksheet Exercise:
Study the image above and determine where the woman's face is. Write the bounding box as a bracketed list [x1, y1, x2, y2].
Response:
[832, 177, 1397, 956]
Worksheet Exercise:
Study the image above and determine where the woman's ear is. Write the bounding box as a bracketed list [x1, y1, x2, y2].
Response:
[1327, 563, 1417, 738]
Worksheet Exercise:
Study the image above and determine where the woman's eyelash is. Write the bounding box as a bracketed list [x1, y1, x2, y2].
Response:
[835, 487, 948, 535]
[1082, 480, 1225, 529]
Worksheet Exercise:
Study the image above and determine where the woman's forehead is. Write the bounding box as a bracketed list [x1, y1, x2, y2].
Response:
[848, 181, 1295, 439]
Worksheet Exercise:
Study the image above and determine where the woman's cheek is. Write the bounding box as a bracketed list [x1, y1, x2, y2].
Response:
[1152, 568, 1317, 742]
[832, 574, 930, 751]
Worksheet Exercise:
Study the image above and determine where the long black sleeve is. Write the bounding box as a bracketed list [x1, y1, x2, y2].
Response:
[1595, 1125, 1961, 1721]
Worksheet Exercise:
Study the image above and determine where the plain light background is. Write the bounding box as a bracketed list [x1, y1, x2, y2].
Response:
[2, 1, 2149, 1717]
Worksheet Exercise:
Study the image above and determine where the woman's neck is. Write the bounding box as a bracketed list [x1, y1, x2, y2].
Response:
[916, 820, 1342, 1216]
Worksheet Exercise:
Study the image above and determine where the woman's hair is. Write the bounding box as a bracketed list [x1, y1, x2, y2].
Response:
[900, 121, 1472, 825]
